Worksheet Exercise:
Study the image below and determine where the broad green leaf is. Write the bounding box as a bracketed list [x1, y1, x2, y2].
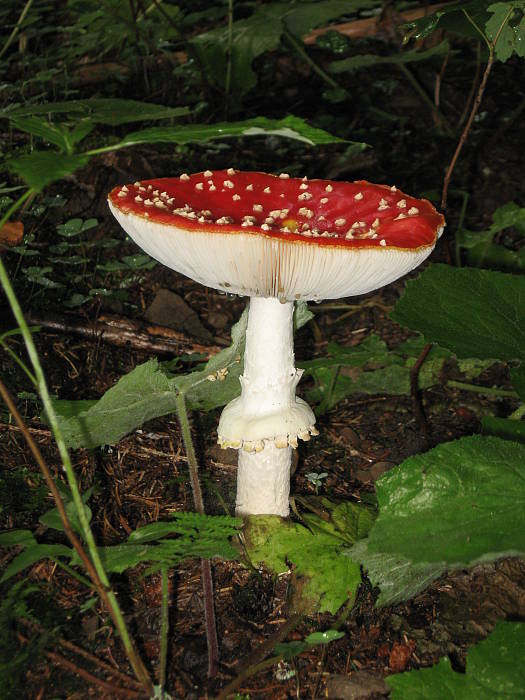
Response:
[367, 435, 525, 564]
[3, 99, 189, 126]
[391, 264, 525, 362]
[348, 539, 448, 607]
[387, 621, 525, 699]
[457, 202, 525, 272]
[1, 543, 72, 582]
[300, 334, 390, 373]
[54, 358, 181, 449]
[482, 415, 525, 443]
[10, 117, 73, 152]
[191, 1, 373, 99]
[463, 240, 525, 273]
[244, 513, 365, 613]
[56, 218, 98, 237]
[119, 116, 350, 149]
[0, 530, 36, 547]
[39, 486, 93, 536]
[405, 1, 493, 42]
[297, 496, 375, 545]
[8, 152, 89, 191]
[330, 41, 450, 74]
[53, 301, 312, 449]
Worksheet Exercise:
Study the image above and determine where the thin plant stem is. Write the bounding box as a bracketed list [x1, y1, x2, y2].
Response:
[0, 0, 34, 60]
[446, 379, 518, 398]
[0, 339, 37, 385]
[283, 28, 340, 90]
[174, 392, 219, 677]
[457, 41, 481, 128]
[0, 378, 152, 693]
[441, 8, 513, 210]
[159, 567, 169, 690]
[52, 558, 97, 590]
[410, 342, 432, 436]
[0, 193, 153, 693]
[509, 404, 525, 420]
[453, 190, 470, 267]
[397, 62, 451, 134]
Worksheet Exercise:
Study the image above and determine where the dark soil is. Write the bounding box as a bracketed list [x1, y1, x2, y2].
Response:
[1, 5, 524, 699]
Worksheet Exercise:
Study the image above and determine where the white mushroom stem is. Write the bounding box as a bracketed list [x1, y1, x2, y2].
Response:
[242, 296, 296, 416]
[237, 297, 295, 517]
[218, 296, 316, 516]
[237, 443, 293, 517]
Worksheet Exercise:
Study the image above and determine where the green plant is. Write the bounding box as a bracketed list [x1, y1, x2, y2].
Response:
[304, 471, 329, 493]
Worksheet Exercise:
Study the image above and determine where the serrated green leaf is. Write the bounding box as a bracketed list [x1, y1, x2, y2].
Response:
[386, 621, 525, 699]
[128, 512, 241, 544]
[9, 117, 71, 151]
[391, 264, 525, 362]
[8, 152, 90, 191]
[296, 496, 375, 544]
[367, 435, 525, 565]
[487, 3, 525, 61]
[244, 512, 366, 614]
[71, 512, 241, 573]
[119, 115, 350, 149]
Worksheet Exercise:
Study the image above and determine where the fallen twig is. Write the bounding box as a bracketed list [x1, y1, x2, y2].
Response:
[303, 3, 452, 44]
[175, 393, 220, 678]
[23, 311, 224, 357]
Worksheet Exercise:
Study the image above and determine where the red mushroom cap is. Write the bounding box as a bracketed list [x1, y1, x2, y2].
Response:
[109, 170, 443, 248]
[108, 170, 444, 300]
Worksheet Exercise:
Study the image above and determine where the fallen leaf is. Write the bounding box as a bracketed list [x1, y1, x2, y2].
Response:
[0, 221, 24, 247]
[389, 641, 415, 672]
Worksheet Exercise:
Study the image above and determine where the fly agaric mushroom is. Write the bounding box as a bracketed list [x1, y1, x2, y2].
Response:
[108, 170, 444, 516]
